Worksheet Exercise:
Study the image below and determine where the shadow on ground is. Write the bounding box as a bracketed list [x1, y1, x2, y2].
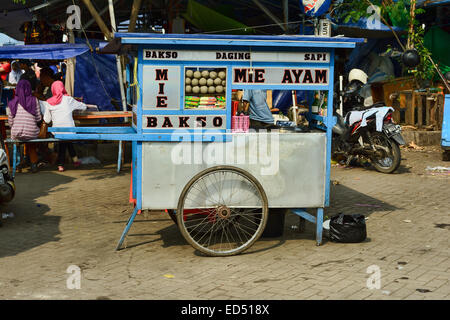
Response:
[0, 171, 75, 258]
[116, 183, 398, 254]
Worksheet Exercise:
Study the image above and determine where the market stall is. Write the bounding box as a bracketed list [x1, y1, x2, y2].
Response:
[50, 33, 364, 256]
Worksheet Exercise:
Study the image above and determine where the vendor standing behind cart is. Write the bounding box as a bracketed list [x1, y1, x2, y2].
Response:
[8, 61, 24, 85]
[242, 89, 275, 129]
[43, 81, 86, 172]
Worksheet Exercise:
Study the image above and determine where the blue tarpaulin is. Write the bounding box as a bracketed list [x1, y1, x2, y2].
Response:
[0, 43, 89, 59]
[74, 39, 121, 112]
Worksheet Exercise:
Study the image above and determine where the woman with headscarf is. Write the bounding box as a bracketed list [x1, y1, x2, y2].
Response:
[43, 80, 86, 172]
[7, 79, 42, 173]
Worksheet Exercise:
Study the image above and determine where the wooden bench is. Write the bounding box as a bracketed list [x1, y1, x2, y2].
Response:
[5, 137, 125, 177]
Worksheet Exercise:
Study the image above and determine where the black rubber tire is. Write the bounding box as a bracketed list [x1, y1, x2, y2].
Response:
[370, 132, 401, 174]
[177, 165, 268, 257]
[262, 209, 287, 238]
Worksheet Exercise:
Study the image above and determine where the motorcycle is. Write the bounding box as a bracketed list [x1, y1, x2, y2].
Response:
[0, 136, 15, 205]
[332, 69, 405, 174]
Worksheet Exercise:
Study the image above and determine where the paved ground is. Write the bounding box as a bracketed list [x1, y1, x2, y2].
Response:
[0, 145, 448, 300]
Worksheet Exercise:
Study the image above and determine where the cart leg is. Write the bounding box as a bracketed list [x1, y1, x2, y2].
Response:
[117, 141, 122, 173]
[316, 207, 324, 246]
[298, 216, 306, 233]
[116, 207, 139, 250]
[12, 143, 17, 178]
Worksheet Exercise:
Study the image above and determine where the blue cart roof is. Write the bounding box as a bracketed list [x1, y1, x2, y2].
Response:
[106, 33, 365, 51]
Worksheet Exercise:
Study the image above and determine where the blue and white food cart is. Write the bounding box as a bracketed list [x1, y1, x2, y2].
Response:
[50, 33, 363, 256]
[442, 94, 450, 160]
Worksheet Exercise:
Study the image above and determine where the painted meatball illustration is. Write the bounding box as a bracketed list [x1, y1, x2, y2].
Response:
[193, 71, 201, 79]
[208, 86, 216, 93]
[207, 78, 214, 86]
[185, 85, 192, 93]
[218, 71, 226, 79]
[186, 70, 194, 78]
[185, 78, 191, 85]
[222, 80, 226, 86]
[201, 70, 209, 78]
[209, 71, 217, 79]
[200, 86, 208, 94]
[191, 78, 199, 86]
[215, 85, 224, 93]
[199, 78, 207, 86]
[214, 77, 222, 85]
[192, 86, 200, 94]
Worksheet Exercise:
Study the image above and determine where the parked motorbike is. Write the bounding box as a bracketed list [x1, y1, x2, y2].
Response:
[332, 69, 405, 174]
[0, 137, 15, 204]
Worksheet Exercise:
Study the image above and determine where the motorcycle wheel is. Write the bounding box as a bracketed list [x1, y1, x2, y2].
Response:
[370, 132, 401, 174]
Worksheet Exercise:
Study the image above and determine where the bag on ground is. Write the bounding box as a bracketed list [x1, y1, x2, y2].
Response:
[329, 213, 367, 243]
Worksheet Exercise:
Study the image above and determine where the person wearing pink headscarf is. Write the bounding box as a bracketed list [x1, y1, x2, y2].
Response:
[43, 80, 87, 172]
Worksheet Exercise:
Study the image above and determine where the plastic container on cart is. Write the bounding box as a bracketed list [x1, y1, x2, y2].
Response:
[231, 115, 250, 133]
[231, 100, 239, 116]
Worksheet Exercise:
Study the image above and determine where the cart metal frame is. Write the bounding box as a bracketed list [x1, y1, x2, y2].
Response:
[49, 33, 364, 253]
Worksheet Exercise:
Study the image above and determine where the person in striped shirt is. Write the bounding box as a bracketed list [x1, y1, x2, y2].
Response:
[7, 79, 42, 173]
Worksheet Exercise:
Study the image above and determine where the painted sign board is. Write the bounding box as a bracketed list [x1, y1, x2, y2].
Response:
[142, 65, 181, 110]
[143, 49, 330, 63]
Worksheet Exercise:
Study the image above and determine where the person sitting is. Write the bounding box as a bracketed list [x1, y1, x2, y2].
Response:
[43, 81, 87, 172]
[7, 79, 42, 173]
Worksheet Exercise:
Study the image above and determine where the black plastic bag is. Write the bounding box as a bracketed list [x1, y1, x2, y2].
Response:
[329, 213, 367, 243]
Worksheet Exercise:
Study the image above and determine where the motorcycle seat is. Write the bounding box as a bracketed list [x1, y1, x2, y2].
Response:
[345, 106, 394, 132]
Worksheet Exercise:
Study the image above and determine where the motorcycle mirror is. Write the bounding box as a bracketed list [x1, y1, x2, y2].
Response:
[402, 49, 420, 68]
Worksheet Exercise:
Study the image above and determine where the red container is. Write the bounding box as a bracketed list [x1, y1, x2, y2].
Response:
[231, 115, 250, 133]
[231, 101, 239, 116]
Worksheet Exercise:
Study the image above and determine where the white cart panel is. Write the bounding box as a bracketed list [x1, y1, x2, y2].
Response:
[141, 132, 327, 209]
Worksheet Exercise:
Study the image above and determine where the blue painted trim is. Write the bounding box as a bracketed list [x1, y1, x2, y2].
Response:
[142, 110, 227, 115]
[226, 66, 232, 128]
[121, 39, 358, 49]
[316, 208, 324, 246]
[324, 49, 335, 208]
[141, 60, 331, 68]
[116, 206, 139, 250]
[137, 48, 143, 134]
[115, 32, 365, 43]
[231, 84, 329, 91]
[136, 142, 143, 210]
[52, 133, 143, 140]
[117, 141, 122, 173]
[291, 209, 316, 224]
[48, 127, 136, 133]
[132, 141, 137, 200]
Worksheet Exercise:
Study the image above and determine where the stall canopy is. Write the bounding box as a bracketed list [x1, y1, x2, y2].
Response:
[0, 43, 90, 59]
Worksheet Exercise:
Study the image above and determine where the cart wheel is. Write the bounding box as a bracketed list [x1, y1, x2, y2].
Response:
[177, 166, 268, 256]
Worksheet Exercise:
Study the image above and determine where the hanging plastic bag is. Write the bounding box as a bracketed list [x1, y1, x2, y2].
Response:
[329, 213, 367, 243]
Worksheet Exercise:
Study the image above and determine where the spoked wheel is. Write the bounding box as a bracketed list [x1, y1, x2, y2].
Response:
[370, 132, 401, 173]
[177, 166, 268, 256]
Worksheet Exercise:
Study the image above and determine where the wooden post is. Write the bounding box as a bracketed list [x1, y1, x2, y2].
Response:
[81, 0, 113, 40]
[128, 0, 143, 32]
[407, 0, 416, 49]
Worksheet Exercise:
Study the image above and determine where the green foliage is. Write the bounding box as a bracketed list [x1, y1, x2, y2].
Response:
[13, 0, 27, 4]
[334, 1, 435, 82]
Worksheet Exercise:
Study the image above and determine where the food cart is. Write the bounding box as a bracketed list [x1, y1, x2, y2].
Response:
[442, 94, 450, 160]
[50, 33, 364, 256]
